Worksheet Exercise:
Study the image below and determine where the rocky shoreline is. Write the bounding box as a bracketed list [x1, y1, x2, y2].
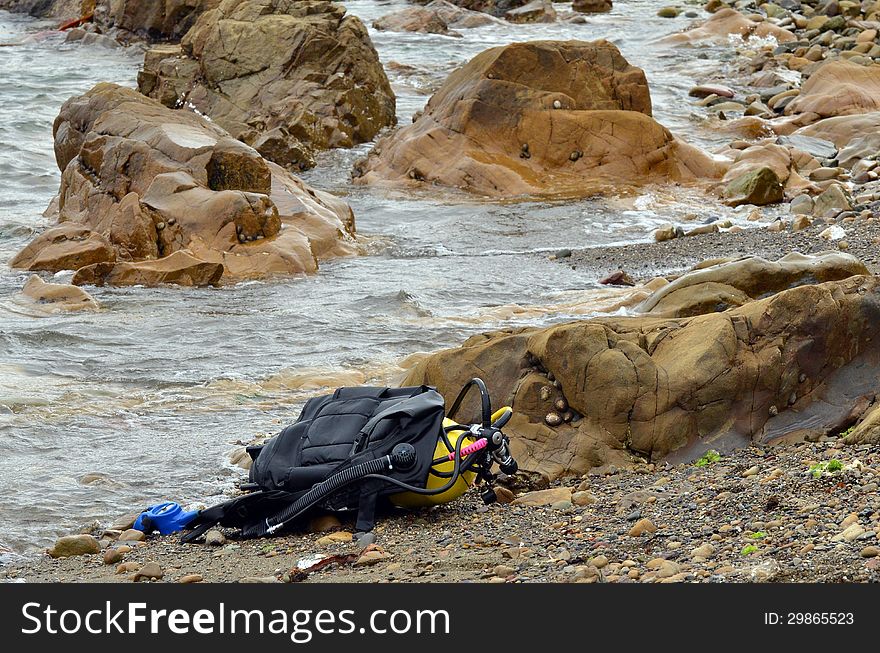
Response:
[4, 437, 878, 583]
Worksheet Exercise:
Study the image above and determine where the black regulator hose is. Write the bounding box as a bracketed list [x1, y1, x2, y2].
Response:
[447, 377, 492, 428]
[262, 455, 394, 536]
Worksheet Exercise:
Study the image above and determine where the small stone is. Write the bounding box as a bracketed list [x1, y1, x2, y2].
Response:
[840, 513, 860, 529]
[573, 565, 599, 580]
[554, 397, 568, 411]
[657, 6, 681, 17]
[571, 491, 598, 506]
[308, 514, 342, 533]
[628, 518, 657, 537]
[109, 513, 139, 531]
[691, 543, 715, 558]
[133, 561, 164, 582]
[654, 224, 679, 242]
[493, 564, 516, 577]
[791, 215, 812, 231]
[750, 559, 781, 583]
[167, 217, 176, 226]
[833, 524, 866, 542]
[590, 555, 609, 569]
[539, 386, 552, 401]
[317, 531, 354, 546]
[48, 534, 101, 559]
[355, 531, 377, 549]
[118, 529, 146, 542]
[103, 548, 126, 565]
[742, 465, 760, 477]
[553, 99, 562, 109]
[204, 529, 226, 546]
[809, 167, 840, 182]
[493, 486, 516, 504]
[116, 561, 140, 574]
[356, 546, 391, 567]
[156, 222, 166, 230]
[790, 194, 814, 215]
[179, 574, 203, 583]
[860, 546, 880, 558]
[512, 487, 573, 507]
[239, 576, 280, 583]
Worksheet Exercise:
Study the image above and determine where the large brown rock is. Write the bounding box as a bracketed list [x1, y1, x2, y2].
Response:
[784, 60, 880, 121]
[662, 8, 796, 44]
[73, 250, 224, 287]
[96, 0, 221, 41]
[637, 252, 869, 317]
[424, 0, 498, 26]
[504, 0, 555, 23]
[404, 276, 880, 479]
[138, 1, 396, 172]
[15, 274, 100, 312]
[843, 403, 880, 445]
[411, 0, 529, 18]
[10, 83, 357, 285]
[572, 0, 612, 13]
[355, 40, 723, 198]
[10, 223, 116, 272]
[794, 112, 880, 149]
[48, 534, 101, 558]
[720, 143, 815, 205]
[0, 0, 85, 19]
[373, 7, 460, 36]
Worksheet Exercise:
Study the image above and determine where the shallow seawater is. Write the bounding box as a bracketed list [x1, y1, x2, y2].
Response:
[0, 1, 759, 557]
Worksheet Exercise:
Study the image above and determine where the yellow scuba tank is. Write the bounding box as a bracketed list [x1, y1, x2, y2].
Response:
[390, 407, 511, 508]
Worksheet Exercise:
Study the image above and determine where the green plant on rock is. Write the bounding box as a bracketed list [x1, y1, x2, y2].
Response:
[741, 544, 758, 555]
[750, 531, 767, 539]
[809, 459, 844, 478]
[694, 450, 721, 467]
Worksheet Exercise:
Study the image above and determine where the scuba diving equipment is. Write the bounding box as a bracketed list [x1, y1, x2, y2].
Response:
[181, 379, 518, 542]
[134, 502, 199, 535]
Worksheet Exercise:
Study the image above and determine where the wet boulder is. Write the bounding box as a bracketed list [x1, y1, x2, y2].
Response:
[48, 534, 101, 558]
[0, 0, 85, 20]
[404, 276, 880, 479]
[10, 83, 357, 286]
[723, 166, 784, 206]
[784, 60, 880, 121]
[636, 252, 869, 318]
[373, 6, 461, 36]
[10, 223, 115, 272]
[504, 0, 555, 23]
[72, 251, 224, 287]
[720, 143, 818, 205]
[354, 40, 723, 198]
[411, 0, 530, 18]
[572, 0, 612, 13]
[15, 274, 100, 312]
[424, 0, 499, 26]
[661, 8, 796, 44]
[95, 0, 220, 41]
[138, 0, 396, 172]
